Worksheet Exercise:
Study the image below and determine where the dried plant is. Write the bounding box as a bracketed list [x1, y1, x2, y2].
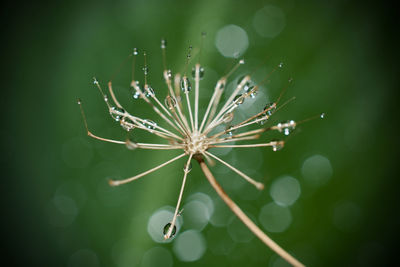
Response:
[78, 36, 323, 267]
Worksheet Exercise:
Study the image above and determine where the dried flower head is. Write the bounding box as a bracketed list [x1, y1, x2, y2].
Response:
[78, 35, 323, 267]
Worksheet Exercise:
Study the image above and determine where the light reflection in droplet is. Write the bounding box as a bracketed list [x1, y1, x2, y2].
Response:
[270, 176, 301, 207]
[147, 206, 182, 243]
[173, 230, 206, 262]
[253, 5, 286, 38]
[301, 154, 333, 187]
[142, 246, 173, 267]
[215, 24, 249, 58]
[259, 202, 292, 233]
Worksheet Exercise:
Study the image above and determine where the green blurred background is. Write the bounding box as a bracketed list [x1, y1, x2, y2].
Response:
[2, 0, 398, 266]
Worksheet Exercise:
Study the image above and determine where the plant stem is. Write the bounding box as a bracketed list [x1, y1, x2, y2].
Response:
[195, 155, 305, 267]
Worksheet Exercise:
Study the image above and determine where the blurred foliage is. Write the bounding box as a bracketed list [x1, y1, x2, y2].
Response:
[1, 0, 398, 266]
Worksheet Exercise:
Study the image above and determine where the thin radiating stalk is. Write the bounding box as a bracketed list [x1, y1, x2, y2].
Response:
[165, 154, 193, 239]
[196, 156, 305, 267]
[109, 153, 186, 186]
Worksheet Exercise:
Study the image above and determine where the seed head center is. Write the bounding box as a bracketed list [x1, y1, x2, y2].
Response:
[184, 133, 208, 155]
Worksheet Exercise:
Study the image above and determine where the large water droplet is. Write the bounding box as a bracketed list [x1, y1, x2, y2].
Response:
[180, 77, 192, 93]
[165, 95, 177, 110]
[192, 66, 205, 79]
[277, 120, 296, 136]
[110, 107, 125, 121]
[184, 162, 192, 173]
[222, 112, 234, 123]
[271, 140, 284, 151]
[233, 94, 244, 105]
[163, 223, 177, 239]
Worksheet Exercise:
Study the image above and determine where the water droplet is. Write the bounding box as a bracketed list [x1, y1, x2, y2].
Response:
[257, 115, 268, 125]
[104, 95, 109, 102]
[218, 81, 225, 90]
[133, 48, 138, 56]
[271, 140, 284, 151]
[226, 125, 235, 136]
[167, 70, 172, 79]
[180, 76, 192, 93]
[161, 39, 167, 49]
[264, 103, 276, 116]
[77, 98, 82, 105]
[239, 59, 245, 64]
[125, 137, 138, 150]
[121, 117, 135, 131]
[143, 119, 157, 130]
[184, 162, 192, 173]
[145, 86, 155, 97]
[133, 91, 140, 99]
[163, 223, 177, 239]
[277, 120, 296, 136]
[93, 78, 99, 85]
[279, 62, 284, 68]
[191, 66, 205, 79]
[222, 112, 234, 123]
[249, 87, 258, 98]
[233, 94, 244, 105]
[164, 95, 177, 109]
[238, 76, 253, 91]
[320, 113, 325, 119]
[142, 66, 149, 75]
[110, 107, 125, 122]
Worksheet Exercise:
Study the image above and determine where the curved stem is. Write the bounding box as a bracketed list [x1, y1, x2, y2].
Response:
[195, 156, 305, 267]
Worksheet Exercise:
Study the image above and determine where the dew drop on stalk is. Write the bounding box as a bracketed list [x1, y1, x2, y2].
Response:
[180, 76, 192, 93]
[142, 66, 149, 75]
[184, 162, 192, 173]
[121, 117, 135, 131]
[271, 140, 284, 151]
[279, 62, 284, 68]
[133, 48, 138, 56]
[110, 107, 125, 121]
[233, 94, 244, 105]
[320, 113, 325, 119]
[167, 70, 172, 79]
[163, 223, 177, 239]
[145, 86, 155, 97]
[143, 119, 157, 130]
[125, 137, 138, 150]
[164, 95, 177, 109]
[161, 39, 167, 49]
[226, 125, 235, 136]
[192, 66, 205, 79]
[264, 103, 276, 116]
[278, 120, 296, 136]
[222, 112, 234, 123]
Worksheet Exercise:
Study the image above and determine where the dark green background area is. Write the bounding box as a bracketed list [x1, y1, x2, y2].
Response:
[2, 0, 398, 266]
